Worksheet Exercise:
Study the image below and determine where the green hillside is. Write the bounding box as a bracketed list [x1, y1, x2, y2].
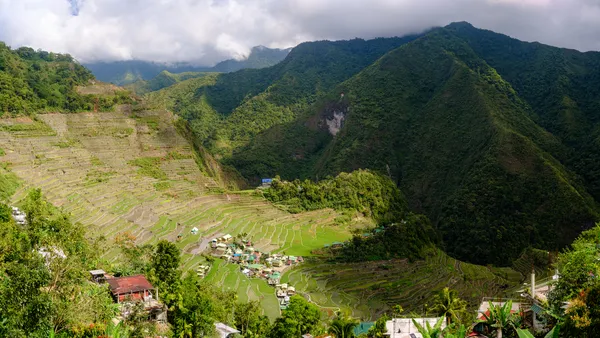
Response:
[0, 44, 98, 115]
[146, 35, 421, 167]
[125, 71, 210, 95]
[298, 28, 598, 265]
[446, 22, 600, 201]
[147, 25, 600, 267]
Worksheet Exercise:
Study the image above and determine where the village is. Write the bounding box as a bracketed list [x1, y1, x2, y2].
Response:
[202, 233, 304, 310]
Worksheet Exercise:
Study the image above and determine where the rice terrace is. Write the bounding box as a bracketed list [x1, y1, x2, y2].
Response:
[0, 103, 519, 320]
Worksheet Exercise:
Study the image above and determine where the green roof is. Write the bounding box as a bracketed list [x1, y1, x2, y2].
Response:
[531, 303, 545, 315]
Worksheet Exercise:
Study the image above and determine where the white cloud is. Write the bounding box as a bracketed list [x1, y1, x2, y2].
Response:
[0, 0, 599, 64]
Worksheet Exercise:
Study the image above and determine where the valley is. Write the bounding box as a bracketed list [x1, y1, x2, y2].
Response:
[2, 17, 599, 337]
[0, 105, 521, 321]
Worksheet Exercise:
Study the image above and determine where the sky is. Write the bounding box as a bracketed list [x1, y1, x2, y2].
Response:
[0, 0, 599, 65]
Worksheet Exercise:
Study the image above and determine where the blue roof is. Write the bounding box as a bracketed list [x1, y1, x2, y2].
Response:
[353, 322, 374, 336]
[261, 178, 273, 183]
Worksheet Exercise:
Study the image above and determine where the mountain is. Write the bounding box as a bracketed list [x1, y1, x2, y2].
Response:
[150, 24, 600, 266]
[0, 44, 97, 115]
[145, 35, 422, 161]
[83, 46, 291, 85]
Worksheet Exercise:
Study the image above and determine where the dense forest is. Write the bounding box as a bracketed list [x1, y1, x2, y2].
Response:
[146, 23, 600, 267]
[0, 44, 131, 116]
[262, 170, 407, 223]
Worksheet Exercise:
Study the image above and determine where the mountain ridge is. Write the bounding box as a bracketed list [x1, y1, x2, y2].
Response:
[83, 45, 292, 85]
[147, 23, 600, 266]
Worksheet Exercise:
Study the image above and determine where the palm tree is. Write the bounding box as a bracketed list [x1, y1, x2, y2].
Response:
[430, 287, 467, 326]
[412, 317, 444, 338]
[481, 300, 518, 338]
[328, 312, 359, 338]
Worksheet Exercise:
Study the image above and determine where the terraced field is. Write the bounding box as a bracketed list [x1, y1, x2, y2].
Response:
[0, 108, 366, 317]
[282, 249, 522, 320]
[0, 109, 521, 321]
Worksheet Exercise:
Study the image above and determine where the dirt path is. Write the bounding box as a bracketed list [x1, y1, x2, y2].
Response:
[190, 231, 224, 255]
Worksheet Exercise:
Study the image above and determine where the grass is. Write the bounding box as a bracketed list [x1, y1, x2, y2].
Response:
[1, 110, 360, 317]
[282, 249, 522, 320]
[128, 157, 168, 180]
[0, 120, 56, 137]
[0, 109, 521, 320]
[154, 181, 172, 191]
[203, 258, 281, 320]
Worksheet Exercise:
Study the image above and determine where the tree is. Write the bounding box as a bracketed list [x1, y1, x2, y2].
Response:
[269, 295, 321, 338]
[392, 305, 404, 317]
[412, 317, 444, 338]
[481, 301, 518, 338]
[430, 287, 467, 326]
[234, 300, 265, 336]
[151, 240, 181, 305]
[367, 314, 389, 338]
[171, 276, 216, 338]
[328, 312, 359, 338]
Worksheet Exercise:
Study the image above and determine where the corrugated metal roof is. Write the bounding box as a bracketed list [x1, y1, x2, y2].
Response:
[107, 275, 154, 295]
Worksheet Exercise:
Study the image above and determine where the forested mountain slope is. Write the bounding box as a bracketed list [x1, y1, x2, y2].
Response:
[0, 44, 96, 115]
[149, 24, 600, 266]
[145, 35, 422, 162]
[446, 22, 600, 201]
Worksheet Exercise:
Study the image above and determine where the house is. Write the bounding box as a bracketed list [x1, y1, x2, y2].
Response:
[106, 275, 167, 322]
[261, 178, 273, 187]
[384, 318, 447, 338]
[215, 322, 240, 338]
[191, 227, 199, 235]
[272, 259, 283, 267]
[221, 234, 233, 242]
[107, 275, 156, 303]
[287, 286, 296, 295]
[89, 269, 107, 283]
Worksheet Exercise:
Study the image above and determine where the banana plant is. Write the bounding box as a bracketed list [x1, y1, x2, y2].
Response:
[516, 325, 559, 338]
[412, 317, 444, 338]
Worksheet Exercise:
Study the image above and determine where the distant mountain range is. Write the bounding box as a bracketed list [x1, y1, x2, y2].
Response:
[144, 23, 600, 266]
[83, 45, 292, 85]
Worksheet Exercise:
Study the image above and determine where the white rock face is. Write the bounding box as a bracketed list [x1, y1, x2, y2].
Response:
[325, 111, 345, 136]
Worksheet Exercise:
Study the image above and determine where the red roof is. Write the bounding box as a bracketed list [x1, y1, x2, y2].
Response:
[107, 274, 154, 295]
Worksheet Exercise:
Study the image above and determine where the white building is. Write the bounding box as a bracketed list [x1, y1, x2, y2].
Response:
[215, 322, 240, 338]
[385, 317, 446, 338]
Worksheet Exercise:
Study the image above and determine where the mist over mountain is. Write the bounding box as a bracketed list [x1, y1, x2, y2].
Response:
[84, 45, 291, 85]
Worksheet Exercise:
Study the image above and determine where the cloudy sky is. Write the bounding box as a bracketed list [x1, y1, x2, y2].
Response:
[0, 0, 599, 65]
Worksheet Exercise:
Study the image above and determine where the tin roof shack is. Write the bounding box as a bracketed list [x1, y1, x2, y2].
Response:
[215, 322, 240, 338]
[89, 269, 107, 283]
[107, 275, 167, 322]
